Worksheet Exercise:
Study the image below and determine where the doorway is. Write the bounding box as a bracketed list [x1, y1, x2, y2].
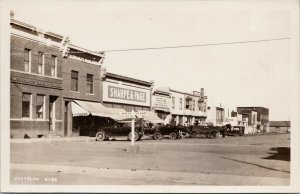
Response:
[49, 96, 58, 131]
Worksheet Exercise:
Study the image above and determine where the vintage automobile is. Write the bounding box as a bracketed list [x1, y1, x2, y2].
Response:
[188, 124, 229, 138]
[144, 124, 185, 140]
[225, 125, 245, 136]
[95, 121, 144, 141]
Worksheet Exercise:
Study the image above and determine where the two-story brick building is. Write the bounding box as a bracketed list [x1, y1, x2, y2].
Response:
[10, 19, 67, 138]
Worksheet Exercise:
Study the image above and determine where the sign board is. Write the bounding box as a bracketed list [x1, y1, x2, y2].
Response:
[11, 76, 62, 89]
[103, 82, 150, 107]
[152, 95, 170, 111]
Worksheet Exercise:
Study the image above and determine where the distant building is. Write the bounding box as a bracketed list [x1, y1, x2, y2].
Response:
[237, 107, 269, 132]
[206, 106, 225, 126]
[268, 121, 291, 133]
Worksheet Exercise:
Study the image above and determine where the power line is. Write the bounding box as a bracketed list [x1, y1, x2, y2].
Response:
[104, 37, 290, 52]
[10, 37, 290, 55]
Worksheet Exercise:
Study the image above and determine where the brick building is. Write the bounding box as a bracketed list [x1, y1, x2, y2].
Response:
[10, 19, 67, 138]
[62, 44, 105, 137]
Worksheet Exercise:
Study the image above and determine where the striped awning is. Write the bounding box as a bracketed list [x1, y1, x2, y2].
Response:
[71, 100, 132, 121]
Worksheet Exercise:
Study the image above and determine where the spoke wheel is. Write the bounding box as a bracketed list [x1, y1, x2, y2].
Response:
[128, 131, 139, 141]
[169, 132, 177, 140]
[153, 132, 162, 140]
[95, 131, 106, 141]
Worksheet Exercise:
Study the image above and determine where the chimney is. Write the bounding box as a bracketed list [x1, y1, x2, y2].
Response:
[200, 88, 204, 97]
[10, 10, 14, 19]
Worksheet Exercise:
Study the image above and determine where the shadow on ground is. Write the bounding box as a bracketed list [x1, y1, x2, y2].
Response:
[263, 147, 290, 162]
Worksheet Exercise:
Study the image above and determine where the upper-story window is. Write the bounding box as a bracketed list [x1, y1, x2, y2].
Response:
[86, 74, 93, 94]
[37, 52, 44, 75]
[192, 100, 195, 111]
[24, 48, 31, 72]
[185, 99, 190, 109]
[179, 98, 182, 110]
[172, 97, 175, 109]
[71, 70, 79, 91]
[50, 55, 57, 77]
[22, 93, 31, 118]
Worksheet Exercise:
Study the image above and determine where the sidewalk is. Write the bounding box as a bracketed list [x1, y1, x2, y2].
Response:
[10, 136, 96, 144]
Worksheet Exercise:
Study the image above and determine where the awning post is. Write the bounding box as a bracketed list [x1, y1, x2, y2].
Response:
[131, 110, 135, 146]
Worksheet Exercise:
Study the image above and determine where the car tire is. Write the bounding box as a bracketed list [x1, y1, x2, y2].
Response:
[95, 131, 106, 141]
[128, 131, 139, 141]
[153, 132, 162, 140]
[169, 132, 177, 140]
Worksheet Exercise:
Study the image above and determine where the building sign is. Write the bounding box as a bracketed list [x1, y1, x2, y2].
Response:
[108, 86, 146, 102]
[11, 76, 62, 89]
[152, 95, 170, 111]
[103, 82, 150, 107]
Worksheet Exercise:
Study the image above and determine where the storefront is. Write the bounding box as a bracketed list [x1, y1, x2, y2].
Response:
[152, 87, 171, 124]
[100, 70, 163, 124]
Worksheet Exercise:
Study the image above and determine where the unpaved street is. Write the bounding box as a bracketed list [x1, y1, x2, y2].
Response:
[10, 133, 290, 185]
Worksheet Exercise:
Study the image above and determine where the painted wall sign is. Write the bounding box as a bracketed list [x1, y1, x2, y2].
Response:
[108, 86, 146, 102]
[103, 82, 150, 106]
[11, 76, 62, 89]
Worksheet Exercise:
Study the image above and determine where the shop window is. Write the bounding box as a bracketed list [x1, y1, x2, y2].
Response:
[172, 97, 175, 109]
[22, 93, 31, 118]
[86, 74, 93, 94]
[179, 98, 182, 110]
[24, 48, 31, 72]
[50, 55, 57, 77]
[71, 70, 79, 91]
[36, 95, 45, 119]
[37, 52, 44, 75]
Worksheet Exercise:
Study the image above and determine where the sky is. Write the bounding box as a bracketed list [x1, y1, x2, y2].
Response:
[8, 0, 298, 120]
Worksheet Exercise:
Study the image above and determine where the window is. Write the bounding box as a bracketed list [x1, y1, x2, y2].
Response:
[172, 97, 175, 109]
[185, 99, 190, 109]
[192, 100, 195, 111]
[71, 70, 79, 91]
[86, 74, 93, 94]
[50, 55, 57, 77]
[179, 98, 182, 110]
[36, 95, 45, 119]
[198, 102, 202, 111]
[24, 48, 31, 72]
[22, 93, 31, 118]
[37, 52, 44, 75]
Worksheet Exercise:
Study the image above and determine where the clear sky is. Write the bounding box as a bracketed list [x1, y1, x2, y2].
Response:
[9, 0, 298, 120]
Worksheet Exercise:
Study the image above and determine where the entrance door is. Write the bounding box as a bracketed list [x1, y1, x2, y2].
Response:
[49, 96, 58, 131]
[64, 101, 69, 136]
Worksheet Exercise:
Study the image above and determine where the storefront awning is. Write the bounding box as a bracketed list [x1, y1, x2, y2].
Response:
[153, 107, 170, 113]
[71, 100, 132, 121]
[138, 111, 164, 124]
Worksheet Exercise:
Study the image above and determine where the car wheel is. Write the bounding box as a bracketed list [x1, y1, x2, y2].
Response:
[169, 132, 177, 140]
[153, 132, 162, 140]
[128, 131, 139, 141]
[95, 131, 106, 141]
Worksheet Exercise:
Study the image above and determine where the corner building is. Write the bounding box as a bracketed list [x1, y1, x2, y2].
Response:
[10, 19, 66, 138]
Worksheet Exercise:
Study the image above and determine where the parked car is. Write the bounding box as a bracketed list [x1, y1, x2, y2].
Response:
[144, 124, 185, 140]
[189, 124, 229, 138]
[94, 121, 144, 141]
[225, 125, 245, 136]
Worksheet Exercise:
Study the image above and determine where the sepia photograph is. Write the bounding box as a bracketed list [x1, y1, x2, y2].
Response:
[0, 0, 299, 193]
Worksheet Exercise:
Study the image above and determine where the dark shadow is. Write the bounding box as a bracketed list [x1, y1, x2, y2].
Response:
[263, 147, 290, 162]
[221, 156, 290, 174]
